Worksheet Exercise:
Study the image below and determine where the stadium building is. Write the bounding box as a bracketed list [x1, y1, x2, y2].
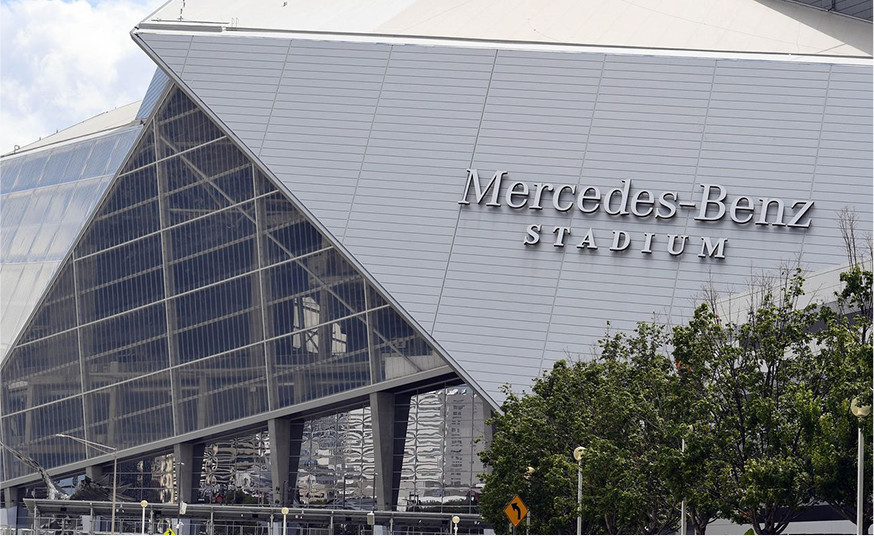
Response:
[1, 0, 871, 533]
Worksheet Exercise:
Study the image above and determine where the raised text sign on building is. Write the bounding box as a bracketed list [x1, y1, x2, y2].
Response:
[458, 169, 814, 259]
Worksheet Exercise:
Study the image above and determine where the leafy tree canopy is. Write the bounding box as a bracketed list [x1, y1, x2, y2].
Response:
[478, 265, 872, 535]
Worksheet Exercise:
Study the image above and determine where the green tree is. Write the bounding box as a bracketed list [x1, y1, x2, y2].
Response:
[478, 323, 680, 534]
[672, 270, 822, 534]
[809, 264, 872, 531]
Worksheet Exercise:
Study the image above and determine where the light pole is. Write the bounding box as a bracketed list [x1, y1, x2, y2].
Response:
[680, 436, 686, 536]
[55, 433, 118, 534]
[573, 446, 585, 536]
[281, 506, 289, 536]
[452, 514, 460, 535]
[140, 500, 149, 535]
[525, 466, 535, 534]
[851, 397, 871, 536]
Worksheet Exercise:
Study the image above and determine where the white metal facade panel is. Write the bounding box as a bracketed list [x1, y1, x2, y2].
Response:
[138, 32, 873, 402]
[262, 40, 391, 235]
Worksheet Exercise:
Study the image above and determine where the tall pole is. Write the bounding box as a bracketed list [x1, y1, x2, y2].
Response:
[112, 451, 118, 535]
[577, 459, 582, 536]
[140, 500, 149, 535]
[858, 427, 864, 536]
[574, 446, 585, 536]
[851, 397, 871, 536]
[680, 438, 686, 536]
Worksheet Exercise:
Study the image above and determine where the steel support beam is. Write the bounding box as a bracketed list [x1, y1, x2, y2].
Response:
[268, 417, 304, 507]
[173, 443, 199, 504]
[370, 391, 411, 511]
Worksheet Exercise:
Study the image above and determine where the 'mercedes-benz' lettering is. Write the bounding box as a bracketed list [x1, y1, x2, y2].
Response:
[458, 170, 814, 226]
[460, 169, 816, 260]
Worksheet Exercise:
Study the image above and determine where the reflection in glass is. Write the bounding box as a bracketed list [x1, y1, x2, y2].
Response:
[177, 347, 268, 433]
[294, 408, 375, 509]
[115, 453, 175, 503]
[397, 384, 486, 514]
[1, 83, 457, 487]
[85, 371, 173, 451]
[1, 397, 86, 480]
[199, 434, 271, 505]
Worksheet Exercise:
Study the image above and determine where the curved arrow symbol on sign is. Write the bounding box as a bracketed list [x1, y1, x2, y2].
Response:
[511, 502, 522, 519]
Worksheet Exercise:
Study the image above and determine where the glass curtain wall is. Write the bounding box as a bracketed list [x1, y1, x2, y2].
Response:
[189, 383, 486, 513]
[397, 384, 487, 514]
[0, 126, 141, 358]
[1, 85, 446, 481]
[199, 433, 271, 505]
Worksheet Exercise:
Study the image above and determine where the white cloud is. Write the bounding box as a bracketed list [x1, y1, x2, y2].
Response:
[0, 0, 162, 154]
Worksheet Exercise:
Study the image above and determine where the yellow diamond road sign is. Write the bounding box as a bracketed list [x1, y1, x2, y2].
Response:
[504, 494, 529, 527]
[163, 529, 176, 535]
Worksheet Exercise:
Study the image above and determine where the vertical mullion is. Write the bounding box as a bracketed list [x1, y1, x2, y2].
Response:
[253, 169, 275, 411]
[155, 118, 181, 436]
[71, 259, 91, 460]
[365, 286, 378, 385]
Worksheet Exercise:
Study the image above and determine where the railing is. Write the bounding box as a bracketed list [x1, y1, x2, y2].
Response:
[11, 499, 487, 535]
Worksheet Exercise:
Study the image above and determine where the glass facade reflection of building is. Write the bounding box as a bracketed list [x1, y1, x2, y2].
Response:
[0, 81, 490, 529]
[0, 126, 141, 358]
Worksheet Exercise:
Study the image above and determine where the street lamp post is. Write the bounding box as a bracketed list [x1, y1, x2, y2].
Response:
[55, 434, 118, 534]
[573, 446, 585, 536]
[451, 514, 460, 535]
[281, 506, 289, 536]
[680, 437, 686, 536]
[524, 466, 534, 535]
[140, 500, 149, 535]
[851, 398, 871, 536]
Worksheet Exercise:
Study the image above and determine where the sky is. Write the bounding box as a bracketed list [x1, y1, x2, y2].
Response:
[1, 0, 163, 155]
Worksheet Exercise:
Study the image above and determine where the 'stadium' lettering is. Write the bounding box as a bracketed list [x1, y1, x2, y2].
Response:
[459, 170, 815, 228]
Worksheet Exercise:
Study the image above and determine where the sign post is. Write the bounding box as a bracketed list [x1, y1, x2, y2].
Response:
[503, 495, 529, 529]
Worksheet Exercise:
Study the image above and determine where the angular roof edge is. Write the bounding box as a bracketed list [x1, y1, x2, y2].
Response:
[133, 24, 874, 65]
[139, 0, 873, 58]
[2, 102, 142, 159]
[131, 28, 503, 412]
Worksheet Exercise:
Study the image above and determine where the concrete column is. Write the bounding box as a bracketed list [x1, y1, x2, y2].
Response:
[173, 443, 200, 504]
[1, 486, 20, 508]
[268, 418, 304, 506]
[370, 391, 411, 511]
[85, 464, 104, 481]
[482, 400, 495, 446]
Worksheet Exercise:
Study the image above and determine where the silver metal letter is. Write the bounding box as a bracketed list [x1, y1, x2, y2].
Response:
[787, 200, 814, 228]
[458, 169, 506, 206]
[506, 181, 530, 209]
[695, 184, 726, 221]
[552, 184, 576, 212]
[531, 183, 555, 210]
[553, 226, 571, 247]
[604, 179, 631, 216]
[656, 191, 678, 219]
[576, 229, 598, 250]
[729, 196, 755, 224]
[667, 235, 689, 256]
[756, 198, 786, 226]
[641, 232, 654, 254]
[698, 237, 728, 259]
[631, 189, 655, 218]
[610, 230, 631, 251]
[523, 224, 542, 246]
[577, 187, 601, 213]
